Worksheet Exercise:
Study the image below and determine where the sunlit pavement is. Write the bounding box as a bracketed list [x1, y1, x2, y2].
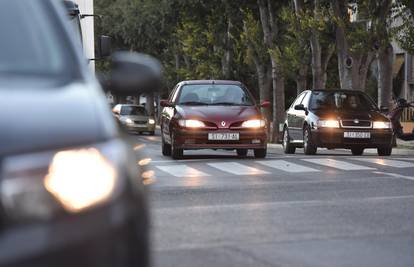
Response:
[132, 130, 414, 267]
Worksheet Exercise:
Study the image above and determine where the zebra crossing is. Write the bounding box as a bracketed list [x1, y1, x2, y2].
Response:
[151, 157, 414, 178]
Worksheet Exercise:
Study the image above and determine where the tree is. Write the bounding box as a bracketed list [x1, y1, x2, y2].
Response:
[293, 0, 335, 90]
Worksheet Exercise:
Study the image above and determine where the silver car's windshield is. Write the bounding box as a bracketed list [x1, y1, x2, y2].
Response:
[121, 106, 148, 116]
[309, 91, 378, 111]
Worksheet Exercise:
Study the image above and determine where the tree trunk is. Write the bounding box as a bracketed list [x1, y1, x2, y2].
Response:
[146, 93, 155, 117]
[378, 43, 394, 109]
[222, 19, 233, 79]
[296, 64, 308, 94]
[271, 65, 285, 143]
[258, 0, 285, 142]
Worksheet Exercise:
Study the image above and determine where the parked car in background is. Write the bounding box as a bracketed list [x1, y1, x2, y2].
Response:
[113, 104, 156, 135]
[0, 0, 161, 266]
[282, 89, 394, 156]
[160, 80, 269, 159]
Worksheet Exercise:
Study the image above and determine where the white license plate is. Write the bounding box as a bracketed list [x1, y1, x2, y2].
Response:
[208, 133, 239, 141]
[344, 132, 371, 139]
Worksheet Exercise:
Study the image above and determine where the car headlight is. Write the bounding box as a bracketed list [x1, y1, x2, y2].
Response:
[178, 119, 205, 128]
[148, 118, 155, 124]
[241, 119, 266, 128]
[317, 120, 340, 128]
[1, 140, 124, 221]
[373, 121, 391, 129]
[125, 118, 134, 124]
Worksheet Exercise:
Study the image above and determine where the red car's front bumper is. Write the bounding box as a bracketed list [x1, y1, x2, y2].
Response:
[173, 128, 267, 150]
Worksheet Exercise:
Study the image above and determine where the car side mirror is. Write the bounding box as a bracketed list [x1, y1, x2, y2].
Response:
[102, 52, 162, 95]
[260, 100, 270, 108]
[160, 99, 174, 107]
[97, 35, 111, 58]
[294, 104, 306, 111]
[380, 106, 389, 113]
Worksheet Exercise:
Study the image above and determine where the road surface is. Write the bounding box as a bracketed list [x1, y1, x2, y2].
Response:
[132, 130, 414, 267]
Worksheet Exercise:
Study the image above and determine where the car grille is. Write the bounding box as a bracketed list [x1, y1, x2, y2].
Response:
[340, 120, 372, 128]
[134, 120, 147, 124]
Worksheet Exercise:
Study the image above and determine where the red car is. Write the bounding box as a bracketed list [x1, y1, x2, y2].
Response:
[160, 80, 269, 159]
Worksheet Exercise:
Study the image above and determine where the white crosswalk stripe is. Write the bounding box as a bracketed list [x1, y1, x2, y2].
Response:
[207, 162, 269, 175]
[302, 158, 375, 171]
[395, 158, 414, 161]
[352, 158, 414, 168]
[156, 165, 210, 177]
[257, 160, 320, 173]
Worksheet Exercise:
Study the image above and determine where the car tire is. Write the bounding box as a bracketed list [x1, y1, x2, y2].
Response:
[162, 135, 171, 156]
[351, 147, 364, 156]
[254, 148, 267, 158]
[236, 149, 248, 157]
[303, 127, 317, 155]
[282, 127, 296, 154]
[171, 132, 183, 159]
[378, 146, 392, 156]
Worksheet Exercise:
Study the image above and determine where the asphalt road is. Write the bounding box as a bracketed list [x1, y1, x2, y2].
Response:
[132, 130, 414, 267]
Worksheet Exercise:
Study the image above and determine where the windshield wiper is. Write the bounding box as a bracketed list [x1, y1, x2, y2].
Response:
[179, 101, 209, 106]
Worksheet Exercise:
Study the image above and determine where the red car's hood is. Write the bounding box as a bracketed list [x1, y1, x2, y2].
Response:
[176, 105, 260, 128]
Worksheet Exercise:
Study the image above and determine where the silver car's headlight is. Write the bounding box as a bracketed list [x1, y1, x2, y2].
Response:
[373, 121, 391, 129]
[1, 140, 126, 221]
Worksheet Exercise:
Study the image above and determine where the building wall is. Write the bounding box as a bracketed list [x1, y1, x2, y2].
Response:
[73, 0, 95, 71]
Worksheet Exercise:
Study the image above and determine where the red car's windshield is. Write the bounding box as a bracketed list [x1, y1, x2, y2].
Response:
[177, 84, 254, 106]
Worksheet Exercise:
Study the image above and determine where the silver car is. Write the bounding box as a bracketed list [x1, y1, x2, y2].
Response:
[113, 104, 156, 135]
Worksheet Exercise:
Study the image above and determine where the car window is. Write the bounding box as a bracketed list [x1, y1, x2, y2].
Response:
[177, 84, 253, 106]
[0, 0, 80, 81]
[309, 91, 378, 111]
[301, 92, 311, 108]
[290, 92, 307, 109]
[120, 106, 148, 116]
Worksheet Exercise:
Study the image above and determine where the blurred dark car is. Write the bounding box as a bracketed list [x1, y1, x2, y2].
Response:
[282, 90, 393, 156]
[0, 1, 161, 266]
[160, 80, 269, 159]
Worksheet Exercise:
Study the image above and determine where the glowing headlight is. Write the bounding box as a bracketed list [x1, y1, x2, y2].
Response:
[125, 118, 134, 124]
[178, 119, 205, 128]
[373, 121, 391, 129]
[241, 119, 266, 128]
[1, 141, 122, 220]
[44, 148, 117, 213]
[317, 120, 340, 128]
[148, 118, 156, 124]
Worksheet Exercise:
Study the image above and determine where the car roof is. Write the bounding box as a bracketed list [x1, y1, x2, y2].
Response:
[310, 89, 367, 94]
[179, 80, 242, 85]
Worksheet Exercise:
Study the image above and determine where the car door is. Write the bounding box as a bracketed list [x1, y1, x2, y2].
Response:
[295, 91, 311, 140]
[289, 92, 307, 140]
[161, 85, 180, 143]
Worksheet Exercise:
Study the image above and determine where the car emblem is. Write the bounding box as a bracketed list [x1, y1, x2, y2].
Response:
[221, 121, 226, 127]
[354, 119, 359, 124]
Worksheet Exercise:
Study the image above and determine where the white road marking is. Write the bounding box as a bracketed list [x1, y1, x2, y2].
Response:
[302, 158, 375, 171]
[156, 165, 210, 177]
[373, 171, 414, 181]
[395, 158, 414, 161]
[207, 162, 269, 175]
[257, 160, 319, 173]
[154, 194, 414, 212]
[352, 158, 414, 168]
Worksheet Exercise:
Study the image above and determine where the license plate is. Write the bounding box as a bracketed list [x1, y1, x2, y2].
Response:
[344, 132, 371, 139]
[208, 133, 239, 141]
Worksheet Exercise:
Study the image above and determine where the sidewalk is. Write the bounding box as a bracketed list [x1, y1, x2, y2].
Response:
[268, 140, 414, 156]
